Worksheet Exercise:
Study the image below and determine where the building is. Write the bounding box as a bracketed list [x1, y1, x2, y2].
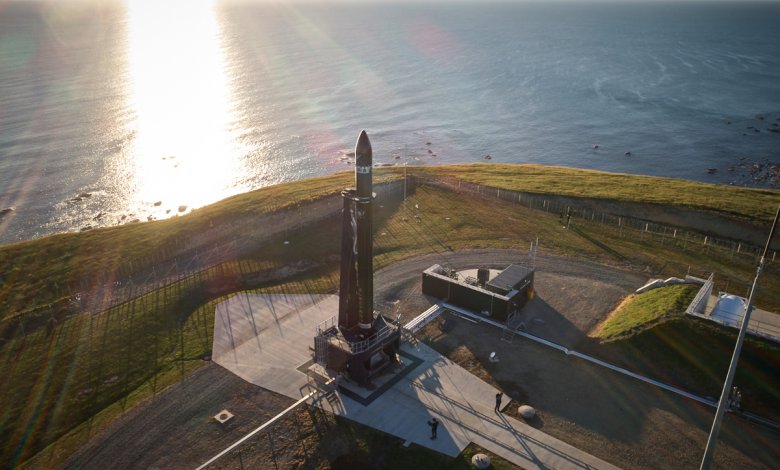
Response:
[421, 263, 535, 322]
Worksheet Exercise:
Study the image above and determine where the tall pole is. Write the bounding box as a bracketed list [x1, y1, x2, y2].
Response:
[403, 161, 408, 222]
[700, 205, 780, 469]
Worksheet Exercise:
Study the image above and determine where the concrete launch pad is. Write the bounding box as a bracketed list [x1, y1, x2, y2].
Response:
[213, 293, 618, 469]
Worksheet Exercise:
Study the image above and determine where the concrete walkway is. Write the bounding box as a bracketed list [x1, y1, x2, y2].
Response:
[213, 294, 619, 469]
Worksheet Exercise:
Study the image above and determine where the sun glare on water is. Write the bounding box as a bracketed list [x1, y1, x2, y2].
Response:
[124, 0, 243, 217]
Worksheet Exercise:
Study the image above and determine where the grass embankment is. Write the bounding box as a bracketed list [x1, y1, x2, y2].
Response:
[593, 284, 699, 340]
[416, 163, 780, 221]
[582, 283, 780, 419]
[2, 165, 779, 467]
[583, 317, 780, 420]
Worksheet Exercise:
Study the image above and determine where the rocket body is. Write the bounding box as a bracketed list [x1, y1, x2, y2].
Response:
[338, 131, 374, 331]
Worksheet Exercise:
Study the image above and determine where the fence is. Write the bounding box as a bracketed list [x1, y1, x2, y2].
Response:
[418, 175, 778, 263]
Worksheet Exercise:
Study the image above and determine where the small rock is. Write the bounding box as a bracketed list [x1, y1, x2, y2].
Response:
[624, 151, 632, 156]
[518, 405, 536, 419]
[471, 453, 491, 469]
[78, 192, 92, 198]
[178, 205, 188, 212]
[426, 141, 432, 145]
[427, 149, 433, 154]
[0, 207, 14, 216]
[592, 144, 599, 149]
[484, 154, 492, 160]
[81, 226, 92, 231]
[154, 201, 162, 206]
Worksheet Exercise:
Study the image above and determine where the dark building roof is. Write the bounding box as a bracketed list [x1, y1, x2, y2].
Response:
[487, 264, 534, 291]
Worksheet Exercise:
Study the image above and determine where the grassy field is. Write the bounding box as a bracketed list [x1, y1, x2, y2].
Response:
[2, 164, 780, 468]
[415, 163, 780, 221]
[593, 284, 699, 340]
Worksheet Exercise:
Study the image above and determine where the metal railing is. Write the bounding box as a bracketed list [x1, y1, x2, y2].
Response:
[686, 273, 714, 315]
[345, 320, 400, 354]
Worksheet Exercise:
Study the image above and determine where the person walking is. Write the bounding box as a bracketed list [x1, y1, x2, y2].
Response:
[427, 417, 439, 440]
[495, 392, 503, 412]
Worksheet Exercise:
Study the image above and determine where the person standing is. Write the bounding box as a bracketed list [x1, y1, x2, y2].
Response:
[428, 417, 439, 439]
[495, 392, 503, 412]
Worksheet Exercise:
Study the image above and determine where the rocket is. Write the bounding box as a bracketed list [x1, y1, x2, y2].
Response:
[338, 130, 375, 331]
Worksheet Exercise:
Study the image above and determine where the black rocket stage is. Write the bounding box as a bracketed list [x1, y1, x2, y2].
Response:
[312, 131, 402, 388]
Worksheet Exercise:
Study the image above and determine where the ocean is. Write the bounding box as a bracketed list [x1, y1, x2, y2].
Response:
[1, 1, 779, 243]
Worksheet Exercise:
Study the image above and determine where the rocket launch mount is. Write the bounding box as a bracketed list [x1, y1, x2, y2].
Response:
[312, 131, 401, 388]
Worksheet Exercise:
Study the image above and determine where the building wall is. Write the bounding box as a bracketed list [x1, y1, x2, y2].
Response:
[422, 272, 512, 321]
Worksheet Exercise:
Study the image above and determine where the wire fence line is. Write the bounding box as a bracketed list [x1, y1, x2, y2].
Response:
[5, 180, 407, 339]
[417, 174, 778, 264]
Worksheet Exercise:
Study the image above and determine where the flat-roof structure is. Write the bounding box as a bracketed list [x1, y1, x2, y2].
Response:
[422, 263, 534, 322]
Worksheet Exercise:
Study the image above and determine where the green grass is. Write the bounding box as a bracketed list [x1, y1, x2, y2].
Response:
[594, 284, 699, 340]
[2, 165, 779, 468]
[414, 163, 780, 221]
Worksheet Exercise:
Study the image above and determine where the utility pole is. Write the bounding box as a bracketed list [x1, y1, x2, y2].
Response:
[700, 205, 780, 469]
[402, 159, 408, 222]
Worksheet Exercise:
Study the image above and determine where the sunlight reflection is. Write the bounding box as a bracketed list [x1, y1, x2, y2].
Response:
[125, 0, 243, 217]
